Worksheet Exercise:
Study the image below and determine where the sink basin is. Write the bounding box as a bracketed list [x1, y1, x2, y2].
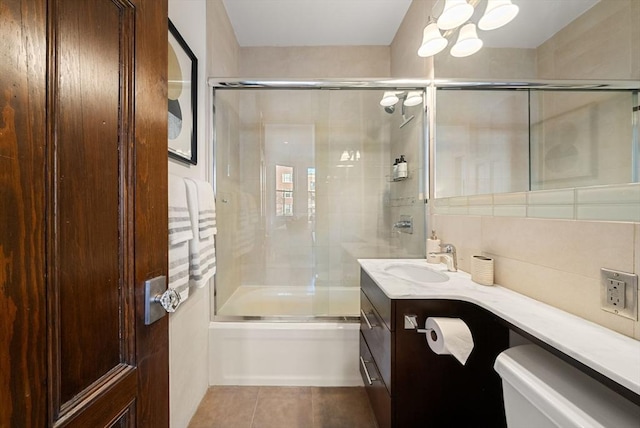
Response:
[383, 262, 449, 283]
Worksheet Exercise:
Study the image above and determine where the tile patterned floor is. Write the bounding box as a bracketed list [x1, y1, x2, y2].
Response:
[188, 386, 378, 428]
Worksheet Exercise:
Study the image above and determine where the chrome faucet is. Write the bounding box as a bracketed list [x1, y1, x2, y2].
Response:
[430, 243, 457, 272]
[393, 215, 413, 234]
[393, 220, 412, 229]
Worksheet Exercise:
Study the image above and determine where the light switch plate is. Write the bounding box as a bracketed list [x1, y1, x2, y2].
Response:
[601, 268, 638, 320]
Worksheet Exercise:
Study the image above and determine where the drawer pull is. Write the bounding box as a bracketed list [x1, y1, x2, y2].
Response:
[360, 309, 377, 329]
[359, 356, 378, 385]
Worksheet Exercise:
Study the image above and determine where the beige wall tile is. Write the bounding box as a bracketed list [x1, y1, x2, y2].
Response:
[240, 46, 390, 78]
[390, 0, 435, 78]
[635, 224, 640, 339]
[633, 223, 640, 274]
[482, 217, 635, 280]
[632, 0, 640, 79]
[207, 0, 240, 77]
[491, 256, 635, 337]
[536, 0, 637, 80]
[435, 47, 537, 79]
[431, 214, 482, 272]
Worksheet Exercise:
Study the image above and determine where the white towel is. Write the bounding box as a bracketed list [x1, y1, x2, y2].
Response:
[185, 178, 217, 288]
[196, 179, 217, 239]
[168, 174, 194, 246]
[168, 174, 194, 300]
[169, 241, 190, 301]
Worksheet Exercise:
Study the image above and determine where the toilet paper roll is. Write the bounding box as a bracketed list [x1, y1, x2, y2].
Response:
[425, 317, 474, 365]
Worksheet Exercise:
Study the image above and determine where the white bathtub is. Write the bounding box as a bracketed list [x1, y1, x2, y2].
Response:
[216, 285, 361, 317]
[209, 321, 362, 386]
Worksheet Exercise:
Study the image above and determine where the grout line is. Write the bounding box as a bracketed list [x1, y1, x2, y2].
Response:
[311, 387, 316, 428]
[249, 386, 261, 428]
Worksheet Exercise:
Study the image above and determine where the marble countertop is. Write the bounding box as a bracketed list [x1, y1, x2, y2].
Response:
[358, 258, 640, 397]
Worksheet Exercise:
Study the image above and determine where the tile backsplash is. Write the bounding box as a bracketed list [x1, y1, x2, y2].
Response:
[430, 196, 640, 340]
[432, 183, 640, 223]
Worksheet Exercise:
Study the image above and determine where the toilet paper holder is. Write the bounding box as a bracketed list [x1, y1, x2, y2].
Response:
[404, 315, 437, 340]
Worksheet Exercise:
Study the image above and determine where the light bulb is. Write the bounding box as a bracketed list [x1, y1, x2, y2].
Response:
[380, 91, 399, 107]
[418, 22, 448, 57]
[450, 23, 483, 58]
[404, 91, 423, 106]
[478, 0, 519, 31]
[437, 0, 474, 31]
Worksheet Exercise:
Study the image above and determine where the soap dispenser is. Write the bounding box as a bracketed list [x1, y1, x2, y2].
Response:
[397, 155, 408, 179]
[393, 158, 399, 180]
[426, 230, 441, 264]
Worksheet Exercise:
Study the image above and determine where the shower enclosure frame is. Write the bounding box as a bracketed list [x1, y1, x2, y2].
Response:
[207, 77, 639, 322]
[208, 78, 432, 322]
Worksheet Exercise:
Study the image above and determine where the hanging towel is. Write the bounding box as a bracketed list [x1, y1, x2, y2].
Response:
[169, 174, 194, 245]
[168, 174, 193, 301]
[169, 241, 190, 301]
[185, 178, 217, 288]
[196, 179, 217, 239]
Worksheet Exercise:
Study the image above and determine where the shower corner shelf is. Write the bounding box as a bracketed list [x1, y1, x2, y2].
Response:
[387, 170, 415, 182]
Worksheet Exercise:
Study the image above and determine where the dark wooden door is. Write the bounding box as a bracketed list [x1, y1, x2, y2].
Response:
[1, 0, 169, 426]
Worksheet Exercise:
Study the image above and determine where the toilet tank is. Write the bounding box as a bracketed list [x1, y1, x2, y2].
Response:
[494, 344, 640, 428]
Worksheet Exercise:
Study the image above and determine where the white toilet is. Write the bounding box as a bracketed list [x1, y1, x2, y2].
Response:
[494, 344, 640, 428]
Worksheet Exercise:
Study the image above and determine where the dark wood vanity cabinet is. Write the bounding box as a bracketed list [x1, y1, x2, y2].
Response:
[359, 269, 510, 428]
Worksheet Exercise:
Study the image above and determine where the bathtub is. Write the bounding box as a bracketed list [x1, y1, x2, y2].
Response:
[210, 285, 363, 386]
[216, 285, 361, 317]
[209, 321, 362, 386]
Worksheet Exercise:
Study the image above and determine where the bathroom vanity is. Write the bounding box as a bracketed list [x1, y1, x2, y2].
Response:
[358, 259, 640, 428]
[360, 270, 509, 427]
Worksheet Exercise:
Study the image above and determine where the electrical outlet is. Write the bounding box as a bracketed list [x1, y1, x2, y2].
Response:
[606, 279, 625, 308]
[601, 268, 638, 320]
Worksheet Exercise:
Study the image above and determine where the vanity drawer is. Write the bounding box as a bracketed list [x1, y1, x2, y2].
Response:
[360, 269, 392, 330]
[360, 291, 392, 392]
[360, 334, 391, 428]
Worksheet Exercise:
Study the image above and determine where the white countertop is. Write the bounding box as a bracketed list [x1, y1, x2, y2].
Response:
[358, 258, 640, 397]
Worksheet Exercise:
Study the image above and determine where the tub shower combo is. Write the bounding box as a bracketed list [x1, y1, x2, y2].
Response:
[208, 80, 428, 385]
[207, 78, 639, 386]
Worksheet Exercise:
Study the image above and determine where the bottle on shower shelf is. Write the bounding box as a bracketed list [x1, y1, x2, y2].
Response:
[393, 158, 399, 180]
[397, 155, 408, 179]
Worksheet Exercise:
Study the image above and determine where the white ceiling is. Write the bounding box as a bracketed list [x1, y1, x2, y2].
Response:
[222, 0, 600, 48]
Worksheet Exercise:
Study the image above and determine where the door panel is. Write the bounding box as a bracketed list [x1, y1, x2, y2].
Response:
[1, 0, 169, 426]
[52, 0, 132, 406]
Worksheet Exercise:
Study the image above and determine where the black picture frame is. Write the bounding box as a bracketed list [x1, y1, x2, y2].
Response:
[168, 19, 198, 165]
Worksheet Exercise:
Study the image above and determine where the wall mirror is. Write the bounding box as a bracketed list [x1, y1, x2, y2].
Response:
[429, 0, 639, 222]
[434, 87, 639, 198]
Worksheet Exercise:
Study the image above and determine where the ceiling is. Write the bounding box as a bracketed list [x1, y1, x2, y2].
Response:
[222, 0, 600, 48]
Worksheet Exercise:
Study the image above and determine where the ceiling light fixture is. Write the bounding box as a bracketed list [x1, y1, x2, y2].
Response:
[379, 91, 423, 112]
[404, 91, 423, 106]
[478, 0, 519, 30]
[450, 23, 483, 57]
[418, 20, 448, 57]
[417, 0, 520, 59]
[380, 91, 400, 107]
[437, 0, 474, 30]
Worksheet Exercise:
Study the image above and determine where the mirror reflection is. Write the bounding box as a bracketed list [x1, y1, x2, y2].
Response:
[435, 88, 638, 198]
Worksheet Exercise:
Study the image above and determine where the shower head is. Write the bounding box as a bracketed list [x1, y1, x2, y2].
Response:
[400, 115, 415, 128]
[399, 98, 414, 128]
[384, 105, 395, 114]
